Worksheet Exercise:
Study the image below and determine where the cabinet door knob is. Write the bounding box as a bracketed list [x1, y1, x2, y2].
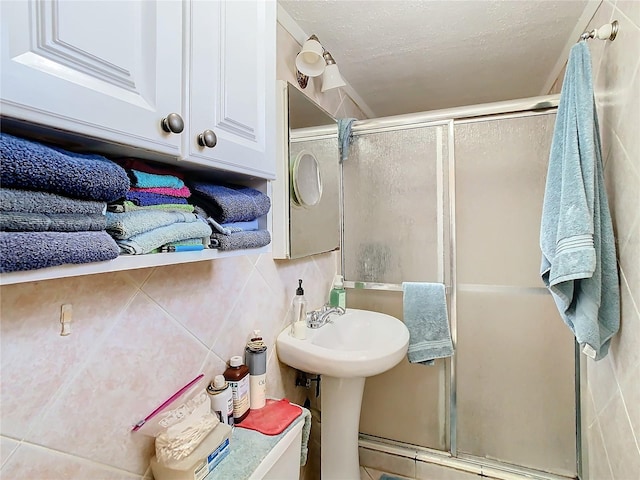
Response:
[160, 113, 184, 134]
[198, 129, 217, 148]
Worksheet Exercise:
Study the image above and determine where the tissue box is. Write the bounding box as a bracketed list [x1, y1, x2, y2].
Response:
[150, 423, 232, 480]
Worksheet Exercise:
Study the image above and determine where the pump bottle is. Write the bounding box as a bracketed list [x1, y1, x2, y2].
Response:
[290, 279, 307, 339]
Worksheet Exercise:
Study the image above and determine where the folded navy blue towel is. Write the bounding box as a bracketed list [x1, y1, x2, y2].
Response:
[0, 188, 106, 215]
[0, 134, 130, 202]
[125, 190, 189, 207]
[210, 230, 271, 251]
[0, 231, 120, 273]
[189, 182, 270, 223]
[0, 212, 106, 232]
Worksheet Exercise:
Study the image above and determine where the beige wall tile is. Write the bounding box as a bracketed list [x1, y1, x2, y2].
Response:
[24, 293, 210, 475]
[0, 273, 137, 438]
[1, 443, 138, 479]
[416, 460, 483, 480]
[598, 392, 640, 479]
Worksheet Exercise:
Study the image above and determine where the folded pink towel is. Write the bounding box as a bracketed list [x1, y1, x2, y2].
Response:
[129, 186, 191, 198]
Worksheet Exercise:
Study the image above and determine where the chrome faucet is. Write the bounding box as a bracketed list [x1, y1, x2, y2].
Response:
[306, 304, 346, 329]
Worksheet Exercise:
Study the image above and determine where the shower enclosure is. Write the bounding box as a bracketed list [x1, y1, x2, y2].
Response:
[341, 97, 578, 479]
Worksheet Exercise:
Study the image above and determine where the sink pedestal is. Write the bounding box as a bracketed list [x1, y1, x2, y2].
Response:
[321, 375, 366, 480]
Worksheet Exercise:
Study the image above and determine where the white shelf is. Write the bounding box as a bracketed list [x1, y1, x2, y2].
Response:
[0, 245, 271, 286]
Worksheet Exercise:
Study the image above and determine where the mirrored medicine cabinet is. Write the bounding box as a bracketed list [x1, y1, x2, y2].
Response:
[272, 81, 341, 259]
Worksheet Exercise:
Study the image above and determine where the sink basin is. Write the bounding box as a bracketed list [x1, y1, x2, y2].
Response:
[276, 308, 409, 378]
[276, 308, 409, 480]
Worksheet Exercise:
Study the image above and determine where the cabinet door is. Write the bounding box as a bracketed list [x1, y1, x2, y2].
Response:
[0, 0, 183, 155]
[187, 0, 276, 179]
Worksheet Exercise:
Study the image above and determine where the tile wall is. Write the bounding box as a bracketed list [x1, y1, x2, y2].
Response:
[550, 1, 640, 478]
[0, 23, 367, 480]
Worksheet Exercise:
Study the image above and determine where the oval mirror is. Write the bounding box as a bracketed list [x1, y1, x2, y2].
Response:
[291, 150, 322, 207]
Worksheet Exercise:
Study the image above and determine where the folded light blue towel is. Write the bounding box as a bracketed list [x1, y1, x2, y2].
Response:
[402, 282, 453, 365]
[0, 231, 120, 273]
[105, 210, 198, 239]
[189, 182, 271, 223]
[222, 219, 259, 232]
[540, 41, 620, 361]
[0, 133, 129, 202]
[116, 219, 212, 255]
[338, 117, 357, 163]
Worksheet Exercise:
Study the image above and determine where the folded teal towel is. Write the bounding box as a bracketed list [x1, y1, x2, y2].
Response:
[116, 219, 212, 255]
[540, 41, 620, 361]
[105, 210, 198, 239]
[127, 169, 185, 189]
[402, 282, 453, 365]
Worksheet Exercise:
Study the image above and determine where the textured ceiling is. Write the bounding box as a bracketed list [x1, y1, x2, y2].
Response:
[279, 0, 591, 117]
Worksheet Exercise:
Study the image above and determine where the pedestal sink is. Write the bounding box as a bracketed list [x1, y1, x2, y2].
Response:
[276, 308, 409, 480]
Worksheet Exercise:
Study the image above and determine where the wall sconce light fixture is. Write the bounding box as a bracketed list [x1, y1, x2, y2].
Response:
[295, 35, 346, 92]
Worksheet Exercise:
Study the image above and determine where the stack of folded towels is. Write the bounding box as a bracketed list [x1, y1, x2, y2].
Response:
[0, 133, 129, 273]
[188, 181, 271, 251]
[106, 159, 211, 254]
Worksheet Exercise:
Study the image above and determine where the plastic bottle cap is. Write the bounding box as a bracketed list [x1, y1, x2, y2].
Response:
[333, 274, 344, 288]
[296, 279, 304, 296]
[213, 375, 226, 389]
[230, 355, 243, 367]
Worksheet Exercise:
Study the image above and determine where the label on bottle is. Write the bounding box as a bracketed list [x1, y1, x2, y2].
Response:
[212, 393, 234, 426]
[228, 375, 250, 419]
[249, 374, 266, 409]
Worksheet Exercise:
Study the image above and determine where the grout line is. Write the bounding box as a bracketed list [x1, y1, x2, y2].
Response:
[4, 439, 140, 478]
[594, 417, 617, 480]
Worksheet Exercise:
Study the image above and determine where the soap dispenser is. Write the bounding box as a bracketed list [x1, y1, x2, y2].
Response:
[329, 274, 346, 309]
[290, 279, 307, 339]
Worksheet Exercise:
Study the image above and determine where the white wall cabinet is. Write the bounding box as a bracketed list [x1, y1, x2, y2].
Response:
[0, 0, 276, 179]
[185, 0, 276, 179]
[0, 0, 277, 286]
[0, 0, 184, 156]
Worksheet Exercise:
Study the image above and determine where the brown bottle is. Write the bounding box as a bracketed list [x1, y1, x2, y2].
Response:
[223, 355, 251, 423]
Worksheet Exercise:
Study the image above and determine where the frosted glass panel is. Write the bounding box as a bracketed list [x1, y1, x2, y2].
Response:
[455, 115, 556, 287]
[349, 289, 446, 450]
[454, 113, 576, 476]
[456, 291, 576, 475]
[342, 126, 446, 284]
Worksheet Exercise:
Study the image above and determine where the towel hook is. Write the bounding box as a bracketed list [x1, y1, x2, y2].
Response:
[580, 20, 618, 42]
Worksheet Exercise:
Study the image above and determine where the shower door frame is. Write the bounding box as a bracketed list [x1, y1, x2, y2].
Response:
[340, 94, 584, 480]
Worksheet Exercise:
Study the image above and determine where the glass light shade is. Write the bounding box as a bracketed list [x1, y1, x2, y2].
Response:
[295, 39, 325, 77]
[321, 63, 346, 92]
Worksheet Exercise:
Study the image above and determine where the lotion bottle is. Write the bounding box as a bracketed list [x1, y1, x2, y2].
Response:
[290, 279, 307, 339]
[329, 274, 346, 309]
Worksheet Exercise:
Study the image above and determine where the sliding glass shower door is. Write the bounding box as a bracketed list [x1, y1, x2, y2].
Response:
[342, 110, 577, 477]
[454, 113, 576, 475]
